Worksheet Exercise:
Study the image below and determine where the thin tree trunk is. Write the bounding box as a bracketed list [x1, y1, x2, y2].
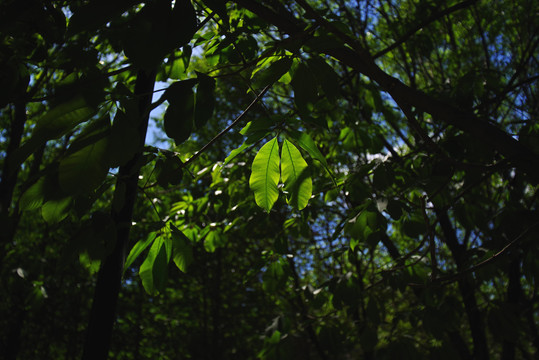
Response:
[502, 259, 522, 360]
[210, 248, 223, 359]
[82, 69, 156, 360]
[0, 99, 28, 360]
[436, 209, 489, 360]
[0, 100, 27, 253]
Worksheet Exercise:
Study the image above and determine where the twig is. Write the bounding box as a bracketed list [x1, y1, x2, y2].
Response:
[181, 84, 271, 168]
[373, 0, 478, 58]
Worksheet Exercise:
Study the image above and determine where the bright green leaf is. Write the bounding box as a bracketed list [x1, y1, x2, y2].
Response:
[124, 232, 158, 272]
[287, 129, 334, 182]
[240, 117, 274, 136]
[41, 196, 72, 224]
[224, 130, 267, 165]
[253, 57, 292, 89]
[170, 226, 193, 272]
[204, 229, 226, 253]
[249, 137, 280, 212]
[280, 139, 312, 210]
[139, 235, 169, 295]
[19, 176, 48, 211]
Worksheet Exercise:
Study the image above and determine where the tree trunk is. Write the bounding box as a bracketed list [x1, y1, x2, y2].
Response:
[0, 100, 27, 255]
[82, 69, 156, 360]
[436, 209, 489, 360]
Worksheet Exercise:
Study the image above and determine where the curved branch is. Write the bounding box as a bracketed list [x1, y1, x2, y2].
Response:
[234, 0, 539, 182]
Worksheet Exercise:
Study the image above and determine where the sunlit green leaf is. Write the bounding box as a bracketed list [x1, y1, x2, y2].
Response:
[224, 130, 267, 165]
[41, 196, 72, 224]
[170, 226, 193, 272]
[204, 229, 226, 253]
[19, 176, 48, 211]
[253, 57, 292, 89]
[240, 118, 274, 136]
[249, 137, 280, 212]
[139, 235, 168, 295]
[287, 129, 334, 182]
[125, 232, 159, 272]
[280, 139, 312, 210]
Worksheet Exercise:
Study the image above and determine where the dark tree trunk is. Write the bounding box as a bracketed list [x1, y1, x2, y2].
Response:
[0, 100, 27, 252]
[436, 209, 489, 360]
[0, 98, 28, 360]
[501, 259, 522, 360]
[82, 69, 156, 360]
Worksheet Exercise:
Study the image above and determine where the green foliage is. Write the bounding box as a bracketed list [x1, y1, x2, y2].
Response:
[280, 139, 312, 210]
[163, 79, 197, 145]
[119, 0, 198, 69]
[249, 137, 281, 212]
[139, 233, 169, 295]
[58, 115, 110, 195]
[13, 96, 96, 167]
[2, 0, 539, 359]
[194, 72, 216, 129]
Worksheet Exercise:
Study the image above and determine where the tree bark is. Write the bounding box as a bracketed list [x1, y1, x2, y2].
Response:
[0, 101, 27, 251]
[501, 259, 522, 360]
[436, 209, 489, 360]
[82, 69, 156, 360]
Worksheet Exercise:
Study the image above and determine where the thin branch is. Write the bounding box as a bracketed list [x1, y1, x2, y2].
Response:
[181, 84, 271, 168]
[432, 221, 539, 286]
[373, 0, 478, 58]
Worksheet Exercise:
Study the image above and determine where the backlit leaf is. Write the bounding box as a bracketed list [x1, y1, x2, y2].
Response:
[253, 57, 292, 89]
[139, 235, 169, 295]
[19, 176, 48, 211]
[224, 130, 267, 165]
[124, 232, 158, 272]
[287, 129, 334, 182]
[249, 137, 280, 212]
[170, 226, 193, 272]
[42, 196, 72, 224]
[281, 139, 312, 210]
[13, 96, 96, 167]
[58, 116, 110, 195]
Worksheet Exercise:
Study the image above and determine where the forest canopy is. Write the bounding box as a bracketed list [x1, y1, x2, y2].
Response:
[1, 0, 538, 359]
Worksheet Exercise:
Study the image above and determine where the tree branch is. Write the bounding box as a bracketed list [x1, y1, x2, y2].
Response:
[181, 84, 271, 168]
[373, 0, 478, 58]
[234, 0, 539, 182]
